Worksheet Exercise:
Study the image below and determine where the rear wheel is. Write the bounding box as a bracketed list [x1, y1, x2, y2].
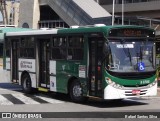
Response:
[21, 74, 33, 94]
[69, 79, 87, 103]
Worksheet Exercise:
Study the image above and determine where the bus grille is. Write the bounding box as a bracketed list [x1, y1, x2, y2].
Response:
[123, 84, 148, 87]
[125, 90, 147, 96]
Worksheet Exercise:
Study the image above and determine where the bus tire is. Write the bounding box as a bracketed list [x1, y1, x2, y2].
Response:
[69, 79, 87, 103]
[21, 73, 32, 94]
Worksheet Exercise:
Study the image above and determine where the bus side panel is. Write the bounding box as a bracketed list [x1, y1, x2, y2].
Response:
[56, 61, 70, 93]
[50, 60, 57, 92]
[50, 60, 84, 94]
[50, 60, 70, 93]
[18, 59, 37, 88]
[18, 72, 22, 85]
[18, 72, 37, 88]
[56, 61, 87, 95]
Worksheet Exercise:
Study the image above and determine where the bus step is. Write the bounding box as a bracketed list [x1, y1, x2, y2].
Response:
[88, 96, 102, 101]
[38, 87, 49, 92]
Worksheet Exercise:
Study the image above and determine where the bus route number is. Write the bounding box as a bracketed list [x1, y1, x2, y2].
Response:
[140, 80, 150, 85]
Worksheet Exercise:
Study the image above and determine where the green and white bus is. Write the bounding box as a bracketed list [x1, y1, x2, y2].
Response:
[4, 25, 157, 102]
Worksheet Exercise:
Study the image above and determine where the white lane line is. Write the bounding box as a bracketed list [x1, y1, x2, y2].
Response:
[35, 95, 65, 104]
[12, 93, 40, 104]
[0, 95, 13, 105]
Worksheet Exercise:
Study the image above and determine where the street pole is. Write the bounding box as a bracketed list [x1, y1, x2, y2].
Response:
[112, 0, 115, 26]
[122, 0, 124, 25]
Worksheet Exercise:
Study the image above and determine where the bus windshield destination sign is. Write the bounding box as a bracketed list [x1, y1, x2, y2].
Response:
[109, 28, 155, 37]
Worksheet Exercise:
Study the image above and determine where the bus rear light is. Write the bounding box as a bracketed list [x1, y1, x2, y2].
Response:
[98, 66, 101, 71]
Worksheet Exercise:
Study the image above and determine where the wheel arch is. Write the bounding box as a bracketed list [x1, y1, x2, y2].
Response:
[67, 76, 88, 102]
[67, 76, 78, 94]
[20, 71, 30, 85]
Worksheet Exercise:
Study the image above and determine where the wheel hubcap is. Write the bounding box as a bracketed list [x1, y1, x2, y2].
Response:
[73, 85, 82, 97]
[23, 78, 30, 89]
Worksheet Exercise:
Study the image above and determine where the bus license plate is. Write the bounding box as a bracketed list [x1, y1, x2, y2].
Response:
[132, 90, 140, 95]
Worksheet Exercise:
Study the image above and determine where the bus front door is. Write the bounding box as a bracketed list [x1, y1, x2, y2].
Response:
[39, 39, 50, 88]
[89, 38, 103, 97]
[12, 39, 20, 83]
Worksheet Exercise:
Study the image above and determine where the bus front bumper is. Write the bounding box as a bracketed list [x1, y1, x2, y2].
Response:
[104, 83, 157, 100]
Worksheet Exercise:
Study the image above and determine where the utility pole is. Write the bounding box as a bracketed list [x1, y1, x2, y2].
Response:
[122, 0, 124, 25]
[0, 0, 8, 25]
[112, 0, 115, 26]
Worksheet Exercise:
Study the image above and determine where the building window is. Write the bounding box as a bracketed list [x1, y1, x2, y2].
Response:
[22, 23, 29, 28]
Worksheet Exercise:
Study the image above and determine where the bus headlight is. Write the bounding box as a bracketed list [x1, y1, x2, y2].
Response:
[105, 77, 123, 89]
[149, 78, 157, 87]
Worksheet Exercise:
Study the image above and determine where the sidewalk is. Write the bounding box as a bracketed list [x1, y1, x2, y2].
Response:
[0, 58, 3, 67]
[157, 88, 160, 96]
[0, 58, 10, 83]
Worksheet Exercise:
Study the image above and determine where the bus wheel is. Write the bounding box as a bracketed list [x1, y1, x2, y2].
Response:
[69, 80, 87, 103]
[22, 74, 32, 94]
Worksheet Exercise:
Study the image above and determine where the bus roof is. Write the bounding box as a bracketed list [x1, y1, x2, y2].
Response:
[6, 29, 58, 37]
[5, 25, 154, 37]
[0, 27, 32, 42]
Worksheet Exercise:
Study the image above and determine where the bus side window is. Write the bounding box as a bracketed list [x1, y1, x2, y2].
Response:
[20, 37, 35, 58]
[52, 37, 66, 60]
[68, 36, 84, 60]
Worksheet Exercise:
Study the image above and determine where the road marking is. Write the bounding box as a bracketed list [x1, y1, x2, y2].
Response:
[0, 93, 66, 105]
[24, 94, 51, 104]
[0, 95, 13, 105]
[2, 94, 25, 104]
[35, 95, 64, 103]
[12, 93, 40, 104]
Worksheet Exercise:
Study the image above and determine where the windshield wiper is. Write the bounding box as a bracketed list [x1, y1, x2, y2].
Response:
[127, 48, 132, 66]
[140, 46, 143, 61]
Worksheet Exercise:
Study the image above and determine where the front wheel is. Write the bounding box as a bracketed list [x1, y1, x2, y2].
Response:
[69, 79, 87, 103]
[21, 74, 33, 94]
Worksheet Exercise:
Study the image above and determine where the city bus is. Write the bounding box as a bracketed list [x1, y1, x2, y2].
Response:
[155, 36, 160, 85]
[4, 25, 157, 102]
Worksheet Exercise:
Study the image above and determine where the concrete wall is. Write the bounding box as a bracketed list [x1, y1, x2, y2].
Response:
[18, 0, 40, 29]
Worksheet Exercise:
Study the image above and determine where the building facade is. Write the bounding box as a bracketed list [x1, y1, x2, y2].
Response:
[99, 0, 160, 31]
[0, 0, 20, 26]
[1, 0, 160, 30]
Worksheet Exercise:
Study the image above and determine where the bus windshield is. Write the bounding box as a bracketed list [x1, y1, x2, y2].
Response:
[106, 38, 155, 72]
